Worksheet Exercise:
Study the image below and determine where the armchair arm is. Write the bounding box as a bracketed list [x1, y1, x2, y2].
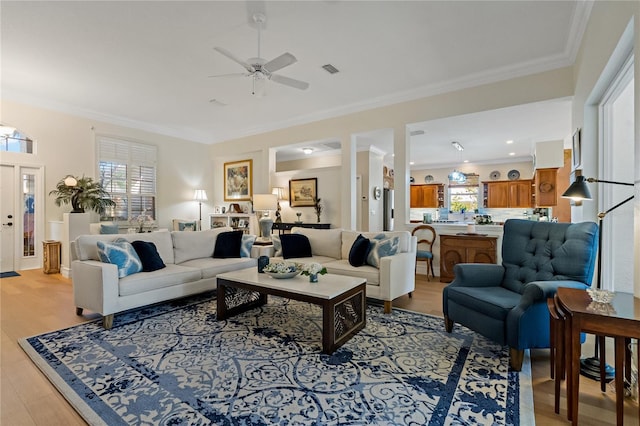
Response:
[448, 263, 506, 288]
[378, 251, 416, 300]
[72, 260, 119, 316]
[519, 280, 589, 310]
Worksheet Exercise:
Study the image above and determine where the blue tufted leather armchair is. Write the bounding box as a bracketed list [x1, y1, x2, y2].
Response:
[443, 219, 598, 370]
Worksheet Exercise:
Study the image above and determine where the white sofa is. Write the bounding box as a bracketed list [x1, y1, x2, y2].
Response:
[272, 227, 417, 313]
[71, 227, 256, 328]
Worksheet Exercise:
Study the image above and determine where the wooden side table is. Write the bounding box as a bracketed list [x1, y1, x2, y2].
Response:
[42, 240, 61, 274]
[556, 287, 640, 425]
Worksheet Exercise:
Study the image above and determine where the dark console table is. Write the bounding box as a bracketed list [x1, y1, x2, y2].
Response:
[272, 222, 331, 234]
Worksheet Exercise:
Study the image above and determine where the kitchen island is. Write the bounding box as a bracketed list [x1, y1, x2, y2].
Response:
[409, 222, 504, 279]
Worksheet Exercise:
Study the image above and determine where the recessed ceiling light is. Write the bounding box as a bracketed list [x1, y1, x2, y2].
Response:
[509, 152, 516, 156]
[409, 161, 415, 165]
[463, 160, 469, 163]
[506, 140, 514, 144]
[302, 147, 314, 155]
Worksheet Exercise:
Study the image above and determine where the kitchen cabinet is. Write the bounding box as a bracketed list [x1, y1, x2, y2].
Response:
[534, 168, 558, 207]
[483, 180, 533, 208]
[439, 234, 498, 282]
[410, 184, 444, 208]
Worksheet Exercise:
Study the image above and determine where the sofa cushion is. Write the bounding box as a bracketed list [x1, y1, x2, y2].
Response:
[75, 230, 175, 264]
[172, 227, 232, 264]
[291, 227, 343, 259]
[131, 240, 166, 272]
[179, 257, 257, 279]
[272, 234, 283, 256]
[118, 264, 202, 297]
[241, 234, 256, 258]
[445, 286, 521, 321]
[213, 231, 243, 258]
[281, 234, 313, 259]
[97, 238, 142, 278]
[348, 234, 371, 267]
[366, 235, 400, 268]
[324, 259, 380, 286]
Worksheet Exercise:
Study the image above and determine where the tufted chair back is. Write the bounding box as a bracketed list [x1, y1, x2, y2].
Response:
[500, 219, 598, 293]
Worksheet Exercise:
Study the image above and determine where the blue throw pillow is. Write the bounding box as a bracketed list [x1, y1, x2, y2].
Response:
[213, 231, 243, 258]
[349, 234, 371, 267]
[281, 234, 313, 259]
[366, 235, 400, 268]
[97, 238, 142, 278]
[100, 223, 119, 234]
[131, 240, 166, 272]
[240, 234, 256, 258]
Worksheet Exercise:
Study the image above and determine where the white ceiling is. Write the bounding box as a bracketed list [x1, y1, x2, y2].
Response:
[2, 1, 586, 162]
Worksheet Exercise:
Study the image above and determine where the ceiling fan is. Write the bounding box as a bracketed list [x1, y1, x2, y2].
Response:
[211, 13, 309, 95]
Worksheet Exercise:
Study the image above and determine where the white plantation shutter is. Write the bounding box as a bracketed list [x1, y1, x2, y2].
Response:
[97, 136, 157, 221]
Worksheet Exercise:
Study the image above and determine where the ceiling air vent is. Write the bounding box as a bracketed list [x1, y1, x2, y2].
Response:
[321, 64, 339, 74]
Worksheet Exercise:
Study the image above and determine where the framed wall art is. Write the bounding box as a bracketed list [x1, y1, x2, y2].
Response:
[224, 159, 252, 201]
[289, 178, 317, 207]
[571, 128, 581, 170]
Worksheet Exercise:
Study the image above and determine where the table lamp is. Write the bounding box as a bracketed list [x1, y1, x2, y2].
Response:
[562, 174, 634, 382]
[271, 187, 286, 223]
[253, 194, 278, 242]
[193, 189, 207, 230]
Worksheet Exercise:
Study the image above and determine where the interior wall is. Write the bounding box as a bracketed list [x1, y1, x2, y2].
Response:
[210, 66, 574, 233]
[1, 100, 214, 232]
[571, 2, 639, 294]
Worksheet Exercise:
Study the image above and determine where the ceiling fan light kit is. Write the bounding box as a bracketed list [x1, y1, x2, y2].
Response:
[212, 12, 309, 95]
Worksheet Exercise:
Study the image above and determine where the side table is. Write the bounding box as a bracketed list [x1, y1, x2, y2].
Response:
[42, 240, 61, 274]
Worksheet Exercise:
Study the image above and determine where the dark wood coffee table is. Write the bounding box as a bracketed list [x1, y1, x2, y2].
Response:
[216, 268, 366, 354]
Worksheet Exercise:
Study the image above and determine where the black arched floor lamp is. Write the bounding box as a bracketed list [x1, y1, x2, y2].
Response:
[562, 175, 634, 383]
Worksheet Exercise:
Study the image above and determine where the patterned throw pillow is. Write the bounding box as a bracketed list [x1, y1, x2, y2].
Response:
[97, 238, 143, 278]
[271, 234, 283, 257]
[240, 234, 257, 258]
[178, 222, 197, 231]
[366, 234, 400, 268]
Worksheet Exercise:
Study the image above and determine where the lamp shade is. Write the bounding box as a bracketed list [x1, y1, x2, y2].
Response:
[561, 175, 592, 200]
[193, 189, 208, 201]
[253, 194, 277, 211]
[271, 187, 286, 200]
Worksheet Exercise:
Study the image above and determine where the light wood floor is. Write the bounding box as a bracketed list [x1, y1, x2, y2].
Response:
[1, 270, 638, 425]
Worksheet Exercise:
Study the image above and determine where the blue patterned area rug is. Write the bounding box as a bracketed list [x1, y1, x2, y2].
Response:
[20, 293, 534, 425]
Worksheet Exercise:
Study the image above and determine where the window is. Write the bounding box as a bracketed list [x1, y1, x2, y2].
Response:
[449, 185, 479, 212]
[1, 125, 34, 153]
[97, 137, 157, 222]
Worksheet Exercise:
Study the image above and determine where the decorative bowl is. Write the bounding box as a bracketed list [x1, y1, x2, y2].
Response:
[265, 270, 301, 279]
[587, 289, 614, 304]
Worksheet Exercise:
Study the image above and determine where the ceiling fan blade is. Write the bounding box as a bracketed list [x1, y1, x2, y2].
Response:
[270, 74, 309, 90]
[208, 73, 247, 78]
[213, 47, 255, 73]
[263, 52, 297, 73]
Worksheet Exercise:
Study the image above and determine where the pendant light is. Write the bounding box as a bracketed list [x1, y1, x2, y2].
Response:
[448, 141, 466, 183]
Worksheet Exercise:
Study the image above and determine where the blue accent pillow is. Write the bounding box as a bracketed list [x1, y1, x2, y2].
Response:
[366, 235, 400, 268]
[131, 240, 166, 272]
[178, 222, 197, 231]
[100, 223, 119, 234]
[241, 234, 256, 258]
[97, 238, 142, 278]
[213, 231, 243, 258]
[349, 234, 371, 267]
[280, 234, 312, 259]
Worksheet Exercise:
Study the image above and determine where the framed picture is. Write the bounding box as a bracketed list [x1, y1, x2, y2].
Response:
[289, 178, 317, 207]
[213, 206, 222, 214]
[238, 219, 246, 228]
[572, 128, 581, 170]
[224, 159, 253, 201]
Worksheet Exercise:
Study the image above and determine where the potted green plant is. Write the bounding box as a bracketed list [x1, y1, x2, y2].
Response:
[49, 175, 115, 214]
